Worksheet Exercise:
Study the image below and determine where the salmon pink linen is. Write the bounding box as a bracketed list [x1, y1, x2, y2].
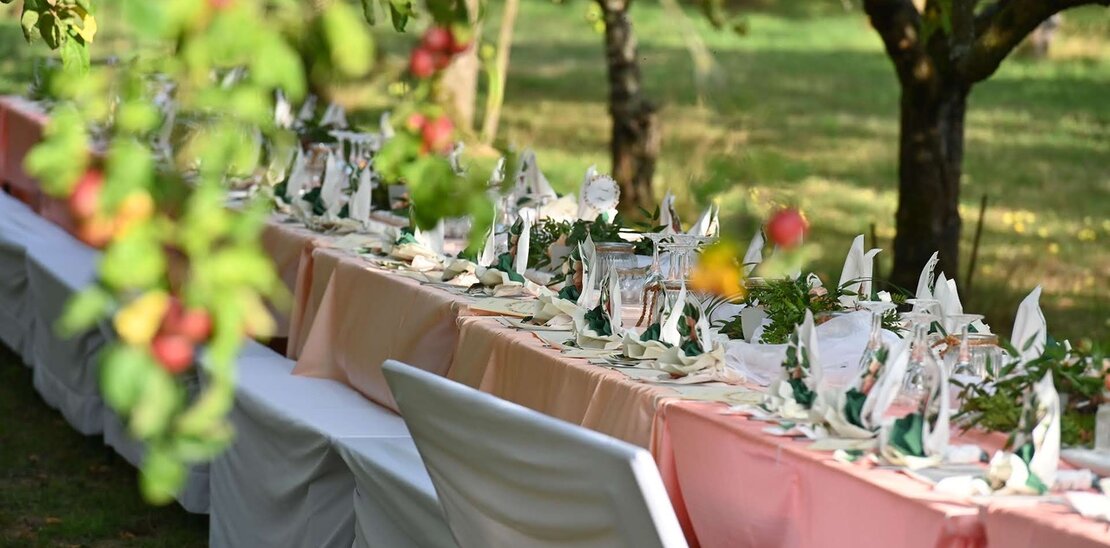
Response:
[260, 221, 325, 340]
[662, 402, 986, 548]
[292, 256, 466, 412]
[0, 96, 49, 205]
[285, 244, 343, 358]
[984, 503, 1110, 548]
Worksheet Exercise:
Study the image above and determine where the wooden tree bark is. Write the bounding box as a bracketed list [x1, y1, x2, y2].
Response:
[598, 0, 659, 216]
[480, 0, 520, 145]
[863, 0, 1107, 291]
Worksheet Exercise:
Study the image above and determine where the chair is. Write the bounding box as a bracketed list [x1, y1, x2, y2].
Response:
[382, 359, 688, 548]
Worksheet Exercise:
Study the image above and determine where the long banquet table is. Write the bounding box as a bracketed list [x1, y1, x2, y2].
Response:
[3, 95, 1109, 548]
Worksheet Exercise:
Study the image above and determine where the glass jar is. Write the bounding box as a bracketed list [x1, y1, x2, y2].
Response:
[594, 242, 637, 291]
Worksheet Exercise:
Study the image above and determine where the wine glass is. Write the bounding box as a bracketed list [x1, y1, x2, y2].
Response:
[899, 324, 943, 409]
[947, 313, 985, 378]
[856, 300, 897, 372]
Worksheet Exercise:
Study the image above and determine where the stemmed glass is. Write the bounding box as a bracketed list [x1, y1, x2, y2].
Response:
[946, 313, 985, 378]
[637, 233, 670, 326]
[856, 300, 897, 372]
[899, 323, 942, 410]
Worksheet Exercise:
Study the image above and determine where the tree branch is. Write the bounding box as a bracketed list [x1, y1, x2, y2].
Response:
[862, 0, 931, 87]
[960, 0, 1110, 83]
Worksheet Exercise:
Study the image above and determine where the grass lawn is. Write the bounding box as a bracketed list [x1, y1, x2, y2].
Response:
[0, 345, 207, 547]
[481, 1, 1109, 342]
[0, 1, 1105, 342]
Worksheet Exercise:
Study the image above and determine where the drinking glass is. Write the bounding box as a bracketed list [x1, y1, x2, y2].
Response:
[856, 300, 897, 372]
[899, 324, 942, 411]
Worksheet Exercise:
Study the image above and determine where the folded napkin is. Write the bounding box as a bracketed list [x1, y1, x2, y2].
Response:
[297, 95, 317, 122]
[571, 274, 623, 351]
[449, 142, 465, 174]
[274, 90, 294, 129]
[379, 111, 395, 140]
[934, 272, 992, 334]
[285, 148, 310, 200]
[514, 209, 534, 276]
[414, 221, 445, 257]
[989, 372, 1060, 493]
[320, 150, 348, 217]
[349, 168, 373, 225]
[577, 236, 599, 309]
[489, 156, 506, 186]
[478, 208, 500, 268]
[687, 203, 720, 238]
[763, 311, 823, 420]
[1011, 285, 1047, 365]
[514, 149, 558, 203]
[531, 293, 583, 329]
[653, 345, 743, 384]
[658, 190, 681, 233]
[742, 229, 765, 275]
[915, 251, 940, 302]
[837, 234, 881, 307]
[321, 102, 347, 128]
[878, 342, 951, 470]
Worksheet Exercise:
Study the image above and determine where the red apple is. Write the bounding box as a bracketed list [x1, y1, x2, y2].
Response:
[209, 0, 233, 9]
[151, 334, 195, 374]
[432, 51, 452, 71]
[69, 170, 104, 220]
[421, 116, 454, 154]
[177, 308, 213, 343]
[409, 47, 436, 78]
[447, 32, 470, 54]
[767, 207, 807, 249]
[405, 113, 427, 132]
[421, 27, 453, 53]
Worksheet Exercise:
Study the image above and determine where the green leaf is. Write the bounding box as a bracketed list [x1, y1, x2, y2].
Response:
[116, 100, 161, 134]
[322, 1, 374, 77]
[360, 0, 377, 25]
[388, 0, 414, 31]
[58, 286, 113, 336]
[100, 229, 166, 290]
[140, 446, 186, 505]
[129, 367, 181, 440]
[99, 345, 152, 414]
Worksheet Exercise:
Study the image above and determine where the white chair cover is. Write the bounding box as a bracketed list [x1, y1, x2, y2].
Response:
[209, 347, 409, 548]
[382, 360, 688, 548]
[334, 436, 456, 548]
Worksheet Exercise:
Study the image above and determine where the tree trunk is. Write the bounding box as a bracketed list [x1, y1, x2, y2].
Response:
[480, 0, 520, 145]
[889, 82, 969, 291]
[442, 0, 482, 132]
[599, 0, 659, 216]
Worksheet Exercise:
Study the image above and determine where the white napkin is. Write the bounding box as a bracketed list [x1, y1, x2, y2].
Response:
[687, 203, 720, 238]
[915, 251, 940, 302]
[1018, 371, 1060, 487]
[861, 334, 911, 429]
[379, 111, 395, 140]
[479, 214, 499, 268]
[274, 90, 294, 129]
[658, 190, 681, 233]
[1011, 286, 1047, 365]
[321, 102, 347, 128]
[660, 281, 688, 347]
[297, 95, 317, 122]
[923, 359, 951, 458]
[515, 149, 557, 202]
[837, 234, 881, 307]
[742, 230, 765, 275]
[490, 157, 506, 186]
[285, 148, 309, 199]
[320, 151, 347, 216]
[449, 142, 465, 174]
[514, 210, 534, 276]
[415, 221, 445, 257]
[799, 310, 822, 388]
[576, 241, 598, 309]
[349, 168, 373, 224]
[607, 270, 623, 335]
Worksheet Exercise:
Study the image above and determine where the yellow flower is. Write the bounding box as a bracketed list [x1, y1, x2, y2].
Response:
[1078, 228, 1097, 242]
[1014, 222, 1026, 234]
[1037, 227, 1049, 238]
[1048, 243, 1060, 255]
